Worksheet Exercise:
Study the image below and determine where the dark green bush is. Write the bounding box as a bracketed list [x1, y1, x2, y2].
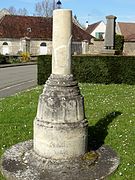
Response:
[0, 54, 7, 64]
[37, 55, 135, 85]
[115, 34, 124, 52]
[37, 55, 51, 85]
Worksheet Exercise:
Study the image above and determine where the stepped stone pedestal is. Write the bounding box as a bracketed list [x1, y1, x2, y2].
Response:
[102, 49, 117, 55]
[34, 74, 88, 159]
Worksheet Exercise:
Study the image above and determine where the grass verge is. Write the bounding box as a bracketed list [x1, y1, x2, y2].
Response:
[0, 84, 135, 179]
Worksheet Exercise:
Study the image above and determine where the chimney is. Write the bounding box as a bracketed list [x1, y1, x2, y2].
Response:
[85, 21, 89, 29]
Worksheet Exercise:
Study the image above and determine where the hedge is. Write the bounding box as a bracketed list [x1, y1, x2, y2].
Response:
[37, 55, 52, 85]
[37, 55, 135, 85]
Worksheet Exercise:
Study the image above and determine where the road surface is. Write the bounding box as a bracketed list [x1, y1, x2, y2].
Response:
[0, 64, 37, 98]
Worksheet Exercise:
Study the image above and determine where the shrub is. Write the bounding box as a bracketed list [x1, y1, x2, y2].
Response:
[37, 55, 51, 85]
[115, 34, 124, 52]
[21, 52, 30, 62]
[8, 56, 21, 64]
[0, 54, 7, 64]
[37, 55, 135, 85]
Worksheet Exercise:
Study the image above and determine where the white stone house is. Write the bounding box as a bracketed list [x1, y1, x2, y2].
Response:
[86, 21, 106, 40]
[85, 21, 106, 54]
[0, 14, 92, 56]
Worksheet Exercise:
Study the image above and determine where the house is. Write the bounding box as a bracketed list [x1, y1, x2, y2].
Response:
[0, 14, 92, 56]
[116, 22, 135, 55]
[116, 22, 135, 41]
[86, 21, 106, 40]
[86, 21, 106, 54]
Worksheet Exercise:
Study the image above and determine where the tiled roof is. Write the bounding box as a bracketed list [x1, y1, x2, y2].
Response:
[118, 22, 135, 42]
[72, 23, 92, 42]
[0, 15, 92, 42]
[0, 15, 52, 40]
[86, 21, 102, 34]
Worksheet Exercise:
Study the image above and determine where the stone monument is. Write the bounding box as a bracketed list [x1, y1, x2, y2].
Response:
[102, 15, 117, 55]
[1, 9, 120, 180]
[34, 9, 88, 160]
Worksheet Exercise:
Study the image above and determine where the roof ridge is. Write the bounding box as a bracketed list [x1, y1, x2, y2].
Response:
[88, 20, 102, 26]
[72, 17, 85, 30]
[118, 21, 135, 24]
[4, 14, 52, 19]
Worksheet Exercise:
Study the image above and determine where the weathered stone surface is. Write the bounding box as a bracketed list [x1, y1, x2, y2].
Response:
[34, 74, 88, 159]
[1, 141, 120, 180]
[104, 15, 117, 49]
[101, 49, 116, 55]
[34, 10, 88, 159]
[52, 9, 72, 75]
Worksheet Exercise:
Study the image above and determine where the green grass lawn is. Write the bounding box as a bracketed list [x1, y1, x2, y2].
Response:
[0, 84, 135, 179]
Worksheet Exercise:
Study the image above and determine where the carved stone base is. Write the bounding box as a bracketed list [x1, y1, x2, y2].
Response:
[34, 74, 88, 159]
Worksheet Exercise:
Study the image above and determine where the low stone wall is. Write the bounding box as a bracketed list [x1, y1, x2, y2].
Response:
[123, 42, 135, 56]
[89, 41, 104, 54]
[88, 40, 135, 56]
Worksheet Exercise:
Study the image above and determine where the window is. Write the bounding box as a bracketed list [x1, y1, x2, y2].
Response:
[40, 42, 47, 46]
[2, 42, 9, 55]
[3, 42, 8, 45]
[40, 42, 47, 55]
[95, 32, 104, 40]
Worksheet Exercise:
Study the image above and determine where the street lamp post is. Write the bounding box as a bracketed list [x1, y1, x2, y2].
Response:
[56, 0, 62, 9]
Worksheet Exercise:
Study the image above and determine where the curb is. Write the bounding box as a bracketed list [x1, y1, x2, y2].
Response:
[0, 62, 37, 68]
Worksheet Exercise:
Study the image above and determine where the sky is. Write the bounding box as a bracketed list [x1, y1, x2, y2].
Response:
[0, 0, 135, 25]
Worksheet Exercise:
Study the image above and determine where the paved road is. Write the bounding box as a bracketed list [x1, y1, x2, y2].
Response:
[0, 64, 37, 98]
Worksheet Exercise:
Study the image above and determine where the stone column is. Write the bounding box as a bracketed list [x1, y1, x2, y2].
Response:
[21, 37, 30, 53]
[34, 9, 88, 159]
[82, 40, 89, 54]
[21, 38, 27, 52]
[104, 15, 117, 49]
[52, 9, 72, 75]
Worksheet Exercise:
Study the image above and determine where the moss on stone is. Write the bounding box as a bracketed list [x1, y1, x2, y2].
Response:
[82, 151, 98, 161]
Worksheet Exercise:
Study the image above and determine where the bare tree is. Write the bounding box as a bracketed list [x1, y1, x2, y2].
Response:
[18, 8, 28, 16]
[8, 6, 17, 15]
[35, 0, 55, 17]
[8, 6, 28, 16]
